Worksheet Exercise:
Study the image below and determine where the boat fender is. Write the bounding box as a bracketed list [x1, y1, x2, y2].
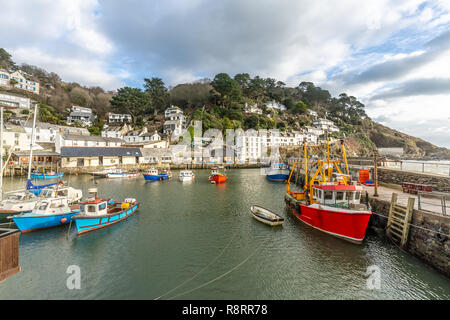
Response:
[61, 217, 67, 223]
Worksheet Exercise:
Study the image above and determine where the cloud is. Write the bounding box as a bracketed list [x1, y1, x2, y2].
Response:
[0, 0, 449, 147]
[370, 78, 450, 100]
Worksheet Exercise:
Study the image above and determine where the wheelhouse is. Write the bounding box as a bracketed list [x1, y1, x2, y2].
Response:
[312, 184, 362, 206]
[80, 199, 108, 216]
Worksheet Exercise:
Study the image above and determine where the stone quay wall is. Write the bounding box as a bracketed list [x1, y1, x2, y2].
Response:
[366, 195, 449, 278]
[378, 168, 450, 193]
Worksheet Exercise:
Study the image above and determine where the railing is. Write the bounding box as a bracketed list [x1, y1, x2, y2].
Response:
[381, 160, 450, 176]
[417, 191, 450, 216]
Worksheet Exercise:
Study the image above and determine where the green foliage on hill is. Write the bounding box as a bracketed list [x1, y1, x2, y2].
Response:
[1, 48, 447, 158]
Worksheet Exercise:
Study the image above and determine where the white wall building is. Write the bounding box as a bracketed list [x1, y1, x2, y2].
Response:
[55, 134, 124, 153]
[1, 124, 39, 155]
[312, 118, 339, 133]
[107, 113, 132, 124]
[265, 101, 286, 111]
[243, 103, 262, 114]
[101, 124, 132, 139]
[66, 106, 95, 127]
[24, 122, 90, 144]
[165, 106, 183, 118]
[0, 93, 32, 109]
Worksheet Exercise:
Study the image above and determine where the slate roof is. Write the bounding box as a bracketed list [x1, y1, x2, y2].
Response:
[62, 134, 124, 143]
[60, 147, 142, 157]
[12, 151, 60, 157]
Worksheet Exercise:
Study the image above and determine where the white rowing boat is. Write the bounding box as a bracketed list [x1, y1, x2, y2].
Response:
[250, 205, 284, 226]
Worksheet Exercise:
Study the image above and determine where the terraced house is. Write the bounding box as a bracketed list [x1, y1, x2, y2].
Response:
[0, 70, 40, 94]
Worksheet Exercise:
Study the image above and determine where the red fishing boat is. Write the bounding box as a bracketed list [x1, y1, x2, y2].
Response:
[208, 167, 227, 184]
[284, 139, 372, 244]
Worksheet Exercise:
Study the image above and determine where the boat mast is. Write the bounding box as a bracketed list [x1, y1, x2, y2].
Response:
[303, 141, 308, 191]
[326, 130, 331, 182]
[0, 107, 3, 201]
[27, 103, 38, 181]
[341, 138, 349, 176]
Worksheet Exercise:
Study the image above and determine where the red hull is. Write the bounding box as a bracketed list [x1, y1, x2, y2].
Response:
[209, 175, 227, 183]
[292, 204, 372, 244]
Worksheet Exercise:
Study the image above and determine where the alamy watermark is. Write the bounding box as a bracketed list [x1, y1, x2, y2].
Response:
[66, 265, 81, 290]
[365, 265, 381, 290]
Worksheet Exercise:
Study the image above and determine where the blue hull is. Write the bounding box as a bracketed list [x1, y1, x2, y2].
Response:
[12, 211, 79, 233]
[143, 174, 170, 181]
[74, 204, 138, 234]
[266, 173, 289, 182]
[30, 173, 64, 180]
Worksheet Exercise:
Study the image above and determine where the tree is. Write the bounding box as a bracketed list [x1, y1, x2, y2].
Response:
[0, 48, 16, 70]
[211, 73, 242, 107]
[143, 77, 169, 112]
[70, 87, 93, 107]
[223, 116, 233, 130]
[110, 87, 152, 122]
[234, 73, 251, 93]
[292, 100, 308, 114]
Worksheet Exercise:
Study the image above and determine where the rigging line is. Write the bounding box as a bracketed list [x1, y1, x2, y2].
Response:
[371, 211, 449, 237]
[154, 230, 239, 300]
[166, 239, 266, 300]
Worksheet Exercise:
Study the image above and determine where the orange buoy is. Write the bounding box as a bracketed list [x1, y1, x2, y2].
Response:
[60, 218, 67, 223]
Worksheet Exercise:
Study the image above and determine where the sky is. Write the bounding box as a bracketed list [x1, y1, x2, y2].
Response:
[0, 0, 449, 147]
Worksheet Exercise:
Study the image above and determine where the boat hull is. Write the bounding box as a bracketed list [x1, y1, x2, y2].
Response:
[291, 203, 372, 244]
[266, 173, 289, 182]
[107, 173, 139, 179]
[178, 176, 194, 182]
[143, 174, 171, 181]
[30, 173, 64, 180]
[209, 175, 227, 183]
[73, 203, 139, 235]
[11, 211, 79, 233]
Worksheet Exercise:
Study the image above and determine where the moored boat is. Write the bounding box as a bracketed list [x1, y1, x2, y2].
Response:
[266, 163, 290, 182]
[250, 205, 284, 226]
[30, 171, 64, 180]
[9, 197, 80, 233]
[208, 167, 227, 184]
[89, 167, 120, 178]
[284, 139, 372, 244]
[71, 188, 139, 235]
[0, 192, 40, 222]
[143, 168, 172, 181]
[0, 184, 82, 222]
[106, 171, 139, 179]
[178, 170, 195, 182]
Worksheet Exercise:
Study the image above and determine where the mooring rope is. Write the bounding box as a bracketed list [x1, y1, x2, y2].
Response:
[371, 211, 449, 237]
[166, 239, 266, 300]
[154, 231, 239, 300]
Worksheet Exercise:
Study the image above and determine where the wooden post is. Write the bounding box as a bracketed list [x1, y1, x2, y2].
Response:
[0, 229, 21, 282]
[373, 154, 379, 197]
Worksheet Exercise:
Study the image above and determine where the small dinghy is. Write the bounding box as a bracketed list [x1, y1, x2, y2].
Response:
[250, 205, 284, 226]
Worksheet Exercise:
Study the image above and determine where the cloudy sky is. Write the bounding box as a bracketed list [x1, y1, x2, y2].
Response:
[1, 0, 449, 147]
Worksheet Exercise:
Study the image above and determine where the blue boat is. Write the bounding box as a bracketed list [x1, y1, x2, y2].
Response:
[72, 189, 138, 235]
[142, 168, 172, 181]
[266, 163, 290, 182]
[10, 197, 80, 233]
[30, 171, 64, 180]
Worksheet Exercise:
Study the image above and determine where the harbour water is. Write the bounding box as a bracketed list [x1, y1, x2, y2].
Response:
[0, 169, 449, 299]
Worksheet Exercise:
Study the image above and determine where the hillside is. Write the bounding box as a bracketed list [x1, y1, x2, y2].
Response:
[1, 48, 448, 159]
